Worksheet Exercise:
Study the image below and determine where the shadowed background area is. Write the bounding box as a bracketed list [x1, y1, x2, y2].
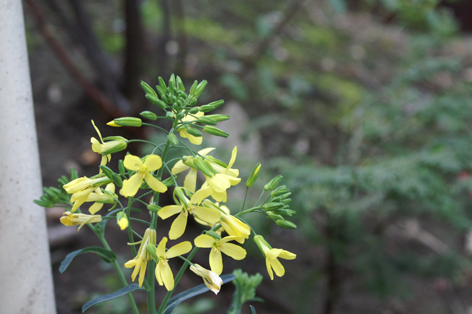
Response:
[24, 0, 472, 313]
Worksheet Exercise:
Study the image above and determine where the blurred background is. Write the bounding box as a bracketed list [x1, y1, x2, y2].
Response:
[24, 0, 472, 313]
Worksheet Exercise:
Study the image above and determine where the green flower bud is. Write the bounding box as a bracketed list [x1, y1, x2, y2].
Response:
[193, 157, 215, 177]
[246, 163, 261, 188]
[264, 175, 283, 191]
[271, 187, 289, 197]
[168, 74, 176, 93]
[140, 111, 157, 120]
[207, 99, 224, 109]
[118, 159, 125, 176]
[176, 75, 185, 91]
[189, 98, 198, 106]
[205, 114, 230, 122]
[186, 127, 202, 137]
[253, 235, 272, 257]
[109, 117, 142, 127]
[194, 80, 207, 97]
[267, 212, 284, 221]
[141, 81, 157, 98]
[166, 112, 174, 119]
[156, 85, 167, 99]
[263, 202, 284, 211]
[189, 80, 198, 94]
[158, 77, 167, 91]
[148, 204, 161, 212]
[167, 133, 179, 146]
[161, 176, 176, 188]
[199, 104, 215, 112]
[197, 116, 217, 125]
[112, 172, 123, 187]
[203, 126, 229, 138]
[276, 220, 297, 229]
[99, 165, 115, 181]
[189, 107, 199, 114]
[281, 198, 291, 204]
[146, 243, 158, 261]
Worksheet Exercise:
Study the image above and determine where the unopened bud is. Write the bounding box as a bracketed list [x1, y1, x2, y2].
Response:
[246, 163, 261, 188]
[186, 127, 202, 137]
[167, 133, 179, 146]
[141, 81, 157, 98]
[276, 220, 297, 229]
[197, 117, 217, 125]
[203, 126, 229, 138]
[147, 204, 161, 212]
[199, 104, 215, 112]
[108, 117, 142, 127]
[140, 111, 157, 120]
[207, 100, 224, 109]
[264, 175, 283, 191]
[205, 114, 230, 122]
[117, 212, 129, 230]
[194, 80, 208, 97]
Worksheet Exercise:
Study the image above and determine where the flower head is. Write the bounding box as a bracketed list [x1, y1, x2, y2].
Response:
[90, 120, 127, 166]
[120, 154, 167, 197]
[60, 211, 102, 231]
[254, 235, 296, 280]
[172, 147, 215, 193]
[158, 187, 221, 240]
[124, 228, 156, 287]
[155, 237, 192, 291]
[194, 235, 246, 275]
[178, 112, 204, 145]
[190, 264, 223, 294]
[64, 176, 110, 212]
[86, 183, 117, 214]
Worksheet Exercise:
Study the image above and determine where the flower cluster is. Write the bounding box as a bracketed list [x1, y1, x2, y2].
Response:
[38, 75, 298, 313]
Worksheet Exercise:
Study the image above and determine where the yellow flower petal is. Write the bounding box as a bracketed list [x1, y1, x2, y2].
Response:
[123, 154, 143, 171]
[194, 235, 215, 248]
[88, 202, 104, 215]
[156, 237, 168, 256]
[172, 160, 189, 175]
[269, 257, 285, 277]
[120, 173, 143, 197]
[278, 250, 296, 260]
[158, 205, 183, 219]
[210, 249, 223, 275]
[184, 168, 197, 193]
[144, 173, 167, 193]
[155, 263, 164, 286]
[266, 258, 274, 280]
[191, 187, 212, 204]
[228, 147, 237, 168]
[162, 263, 175, 291]
[169, 212, 187, 240]
[192, 206, 221, 224]
[166, 241, 192, 258]
[220, 243, 247, 260]
[138, 259, 148, 287]
[144, 154, 162, 171]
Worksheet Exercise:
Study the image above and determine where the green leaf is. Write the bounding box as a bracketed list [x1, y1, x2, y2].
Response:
[82, 284, 147, 312]
[161, 274, 236, 314]
[250, 305, 257, 314]
[59, 247, 116, 273]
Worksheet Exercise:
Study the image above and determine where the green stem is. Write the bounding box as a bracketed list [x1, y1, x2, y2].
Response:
[156, 247, 199, 314]
[98, 233, 140, 314]
[240, 186, 249, 213]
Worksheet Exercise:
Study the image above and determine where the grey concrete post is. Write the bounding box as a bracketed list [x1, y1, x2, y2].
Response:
[0, 1, 57, 313]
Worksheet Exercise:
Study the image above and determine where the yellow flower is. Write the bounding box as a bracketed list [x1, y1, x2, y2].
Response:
[172, 147, 215, 193]
[86, 183, 117, 214]
[194, 235, 246, 275]
[124, 228, 156, 287]
[91, 120, 127, 167]
[158, 188, 221, 240]
[117, 212, 129, 230]
[194, 204, 229, 235]
[254, 235, 296, 280]
[155, 237, 192, 291]
[190, 264, 223, 295]
[219, 213, 251, 244]
[64, 176, 110, 212]
[60, 211, 102, 231]
[178, 112, 204, 145]
[120, 154, 167, 197]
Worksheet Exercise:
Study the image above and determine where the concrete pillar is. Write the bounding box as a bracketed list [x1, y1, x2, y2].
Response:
[0, 1, 57, 313]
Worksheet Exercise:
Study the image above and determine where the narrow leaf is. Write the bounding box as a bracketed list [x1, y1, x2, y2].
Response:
[250, 305, 257, 314]
[161, 274, 236, 314]
[82, 284, 147, 312]
[59, 247, 116, 273]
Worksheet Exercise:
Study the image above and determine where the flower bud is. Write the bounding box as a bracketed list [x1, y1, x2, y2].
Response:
[264, 175, 283, 191]
[118, 159, 125, 176]
[189, 80, 198, 94]
[186, 127, 202, 137]
[193, 157, 215, 177]
[168, 74, 176, 93]
[246, 163, 261, 188]
[267, 212, 284, 221]
[205, 114, 230, 122]
[207, 100, 224, 109]
[99, 165, 115, 181]
[194, 80, 208, 97]
[197, 116, 217, 125]
[112, 172, 123, 188]
[189, 107, 199, 114]
[166, 112, 174, 119]
[108, 117, 142, 127]
[199, 104, 215, 112]
[264, 202, 284, 211]
[140, 110, 157, 120]
[117, 212, 129, 230]
[141, 81, 157, 98]
[203, 126, 229, 138]
[167, 133, 179, 146]
[276, 220, 297, 229]
[176, 75, 185, 91]
[205, 231, 222, 240]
